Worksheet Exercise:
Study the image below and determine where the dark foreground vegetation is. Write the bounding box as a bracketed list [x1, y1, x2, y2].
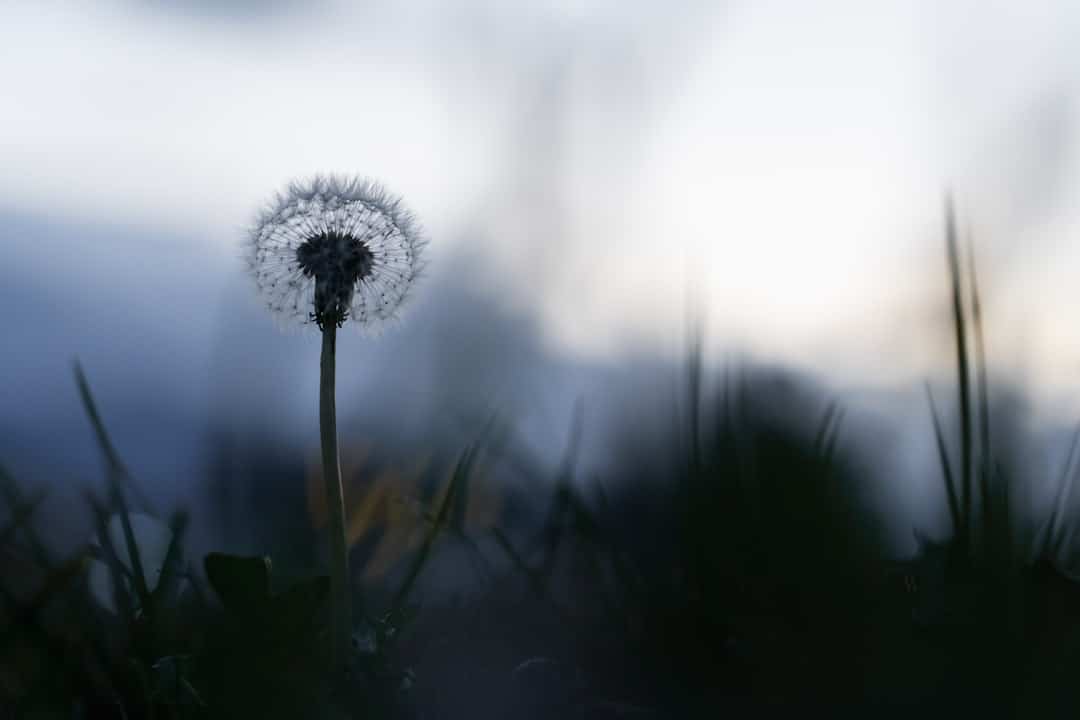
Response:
[5, 213, 1080, 719]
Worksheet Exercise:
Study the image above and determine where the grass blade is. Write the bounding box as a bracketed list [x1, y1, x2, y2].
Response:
[686, 308, 704, 475]
[1044, 422, 1080, 557]
[814, 401, 845, 471]
[388, 444, 475, 622]
[926, 383, 962, 536]
[86, 491, 137, 621]
[968, 229, 994, 548]
[150, 511, 189, 608]
[75, 362, 152, 613]
[491, 526, 574, 626]
[538, 400, 585, 580]
[0, 464, 54, 569]
[945, 196, 973, 551]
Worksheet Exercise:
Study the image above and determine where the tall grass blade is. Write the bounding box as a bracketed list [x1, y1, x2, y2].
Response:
[926, 383, 962, 535]
[72, 361, 153, 513]
[968, 230, 994, 553]
[814, 401, 845, 472]
[389, 444, 474, 622]
[150, 511, 189, 608]
[1044, 422, 1080, 557]
[492, 526, 545, 595]
[86, 491, 137, 621]
[410, 505, 494, 583]
[74, 362, 152, 613]
[945, 197, 973, 551]
[0, 464, 54, 568]
[686, 308, 704, 475]
[446, 413, 501, 536]
[491, 526, 574, 626]
[538, 400, 584, 581]
[813, 402, 840, 456]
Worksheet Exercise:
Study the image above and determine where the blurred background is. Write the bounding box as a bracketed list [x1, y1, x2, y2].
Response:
[5, 0, 1080, 547]
[6, 1, 1080, 716]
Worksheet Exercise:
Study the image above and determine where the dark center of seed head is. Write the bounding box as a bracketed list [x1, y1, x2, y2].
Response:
[296, 231, 375, 329]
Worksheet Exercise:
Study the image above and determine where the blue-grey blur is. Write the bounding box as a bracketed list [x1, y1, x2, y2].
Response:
[3, 1, 1080, 718]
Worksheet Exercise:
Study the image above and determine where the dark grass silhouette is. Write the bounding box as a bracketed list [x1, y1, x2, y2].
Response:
[5, 207, 1080, 718]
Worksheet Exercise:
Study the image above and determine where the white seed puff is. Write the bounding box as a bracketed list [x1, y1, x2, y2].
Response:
[246, 175, 426, 332]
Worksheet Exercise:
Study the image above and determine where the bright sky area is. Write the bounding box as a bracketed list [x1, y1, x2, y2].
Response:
[3, 0, 1080, 404]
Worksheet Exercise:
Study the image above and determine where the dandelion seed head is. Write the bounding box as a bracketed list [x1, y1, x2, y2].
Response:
[246, 175, 426, 332]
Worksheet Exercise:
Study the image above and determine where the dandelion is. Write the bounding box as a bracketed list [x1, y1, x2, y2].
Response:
[246, 175, 426, 669]
[247, 175, 425, 332]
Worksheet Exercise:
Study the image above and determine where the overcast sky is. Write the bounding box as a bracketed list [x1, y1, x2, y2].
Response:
[4, 0, 1080, 409]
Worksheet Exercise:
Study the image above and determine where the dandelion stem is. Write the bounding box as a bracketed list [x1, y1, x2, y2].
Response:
[319, 323, 351, 670]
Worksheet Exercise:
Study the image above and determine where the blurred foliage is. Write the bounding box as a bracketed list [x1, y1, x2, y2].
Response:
[7, 212, 1080, 718]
